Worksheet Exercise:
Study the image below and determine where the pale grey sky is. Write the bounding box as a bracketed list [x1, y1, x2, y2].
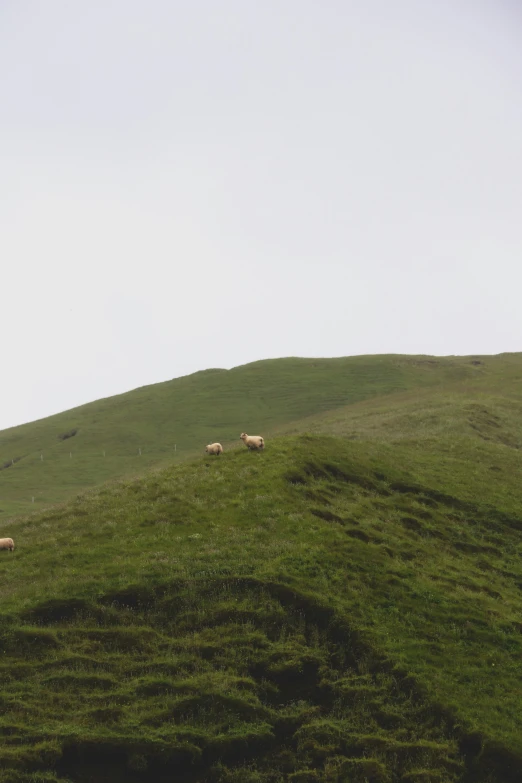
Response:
[1, 0, 521, 430]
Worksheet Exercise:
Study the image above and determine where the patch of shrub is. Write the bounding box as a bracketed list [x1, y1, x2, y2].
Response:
[57, 429, 78, 441]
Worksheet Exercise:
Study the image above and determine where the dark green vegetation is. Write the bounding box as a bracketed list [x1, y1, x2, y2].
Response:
[1, 353, 522, 781]
[0, 353, 515, 518]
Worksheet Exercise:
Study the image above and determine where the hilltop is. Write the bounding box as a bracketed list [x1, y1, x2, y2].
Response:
[1, 352, 521, 518]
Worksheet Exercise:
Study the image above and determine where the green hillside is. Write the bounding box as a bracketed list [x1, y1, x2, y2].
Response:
[0, 353, 519, 518]
[1, 352, 522, 781]
[2, 427, 522, 782]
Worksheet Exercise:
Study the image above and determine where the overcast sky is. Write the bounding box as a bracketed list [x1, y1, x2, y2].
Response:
[1, 1, 521, 430]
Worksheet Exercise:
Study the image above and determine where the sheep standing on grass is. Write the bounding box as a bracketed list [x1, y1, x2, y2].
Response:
[205, 443, 223, 456]
[240, 433, 265, 450]
[0, 538, 14, 552]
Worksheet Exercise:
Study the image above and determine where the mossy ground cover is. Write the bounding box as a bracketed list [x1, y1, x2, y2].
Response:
[1, 433, 521, 781]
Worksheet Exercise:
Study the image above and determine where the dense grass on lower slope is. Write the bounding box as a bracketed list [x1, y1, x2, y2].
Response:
[1, 435, 522, 782]
[0, 352, 509, 518]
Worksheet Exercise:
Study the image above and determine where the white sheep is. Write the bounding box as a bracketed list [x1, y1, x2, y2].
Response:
[205, 442, 223, 456]
[240, 433, 265, 450]
[0, 538, 15, 552]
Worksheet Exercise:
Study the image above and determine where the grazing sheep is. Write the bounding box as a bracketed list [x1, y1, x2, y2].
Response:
[205, 442, 223, 456]
[240, 433, 265, 450]
[0, 538, 14, 552]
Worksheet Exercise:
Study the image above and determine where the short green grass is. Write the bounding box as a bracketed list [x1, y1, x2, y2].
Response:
[1, 428, 522, 781]
[0, 353, 508, 518]
[1, 352, 522, 781]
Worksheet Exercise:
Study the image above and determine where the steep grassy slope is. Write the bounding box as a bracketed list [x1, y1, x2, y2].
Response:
[0, 353, 507, 519]
[1, 434, 522, 782]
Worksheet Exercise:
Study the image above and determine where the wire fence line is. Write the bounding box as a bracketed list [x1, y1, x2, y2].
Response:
[0, 445, 185, 506]
[2, 445, 180, 464]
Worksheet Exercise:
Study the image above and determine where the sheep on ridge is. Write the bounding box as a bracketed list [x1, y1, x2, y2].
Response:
[0, 538, 15, 552]
[205, 443, 223, 456]
[240, 433, 265, 450]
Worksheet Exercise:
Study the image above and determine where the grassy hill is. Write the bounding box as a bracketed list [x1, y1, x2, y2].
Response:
[1, 352, 522, 782]
[1, 434, 522, 782]
[0, 353, 512, 518]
